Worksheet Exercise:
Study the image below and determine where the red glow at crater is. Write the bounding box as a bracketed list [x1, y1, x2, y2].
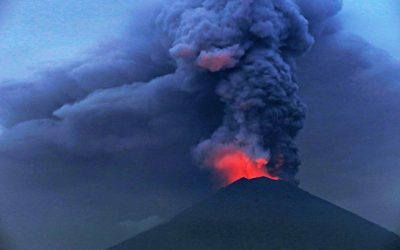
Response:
[208, 148, 280, 187]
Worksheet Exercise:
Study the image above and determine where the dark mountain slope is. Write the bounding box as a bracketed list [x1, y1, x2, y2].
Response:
[108, 177, 400, 250]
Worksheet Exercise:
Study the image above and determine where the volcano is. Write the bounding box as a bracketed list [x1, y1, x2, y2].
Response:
[108, 178, 400, 250]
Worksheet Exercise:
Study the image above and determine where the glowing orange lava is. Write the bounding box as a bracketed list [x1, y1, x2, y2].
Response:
[209, 149, 280, 186]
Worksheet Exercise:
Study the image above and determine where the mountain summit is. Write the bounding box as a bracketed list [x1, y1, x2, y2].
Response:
[108, 177, 400, 250]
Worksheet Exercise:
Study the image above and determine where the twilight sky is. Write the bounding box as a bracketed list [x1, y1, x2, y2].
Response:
[0, 0, 399, 81]
[0, 1, 399, 250]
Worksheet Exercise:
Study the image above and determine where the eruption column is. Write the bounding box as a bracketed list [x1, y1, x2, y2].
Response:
[158, 0, 315, 184]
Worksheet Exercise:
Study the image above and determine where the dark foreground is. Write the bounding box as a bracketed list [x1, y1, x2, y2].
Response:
[108, 177, 400, 250]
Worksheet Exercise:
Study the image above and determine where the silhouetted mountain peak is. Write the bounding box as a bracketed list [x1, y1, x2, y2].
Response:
[109, 177, 400, 250]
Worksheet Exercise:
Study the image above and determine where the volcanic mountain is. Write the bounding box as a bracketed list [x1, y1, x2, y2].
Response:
[108, 177, 400, 250]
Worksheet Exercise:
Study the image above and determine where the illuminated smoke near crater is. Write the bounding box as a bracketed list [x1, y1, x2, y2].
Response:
[205, 145, 279, 187]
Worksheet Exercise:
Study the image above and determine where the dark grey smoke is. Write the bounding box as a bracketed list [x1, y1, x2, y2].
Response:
[0, 0, 342, 187]
[157, 0, 340, 180]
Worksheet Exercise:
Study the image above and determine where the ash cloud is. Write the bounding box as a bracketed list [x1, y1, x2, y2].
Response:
[158, 0, 340, 181]
[0, 0, 341, 189]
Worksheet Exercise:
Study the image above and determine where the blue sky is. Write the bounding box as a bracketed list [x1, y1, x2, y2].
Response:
[0, 0, 137, 80]
[340, 0, 400, 58]
[0, 0, 399, 80]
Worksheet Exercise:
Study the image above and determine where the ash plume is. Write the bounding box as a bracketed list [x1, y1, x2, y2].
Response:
[0, 1, 341, 189]
[158, 0, 321, 181]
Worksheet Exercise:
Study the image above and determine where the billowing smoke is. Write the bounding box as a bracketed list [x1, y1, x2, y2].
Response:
[157, 0, 319, 182]
[0, 0, 341, 190]
[0, 1, 341, 191]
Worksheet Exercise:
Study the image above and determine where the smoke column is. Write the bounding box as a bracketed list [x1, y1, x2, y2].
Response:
[158, 0, 314, 183]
